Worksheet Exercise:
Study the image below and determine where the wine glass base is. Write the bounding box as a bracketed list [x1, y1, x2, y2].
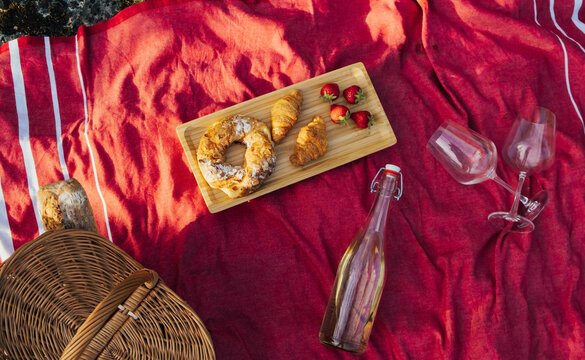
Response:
[488, 212, 535, 233]
[520, 190, 550, 222]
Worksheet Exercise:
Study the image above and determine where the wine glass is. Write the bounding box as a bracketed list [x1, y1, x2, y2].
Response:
[426, 121, 550, 222]
[488, 107, 556, 232]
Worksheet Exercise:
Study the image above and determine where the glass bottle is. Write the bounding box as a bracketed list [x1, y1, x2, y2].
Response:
[319, 164, 403, 354]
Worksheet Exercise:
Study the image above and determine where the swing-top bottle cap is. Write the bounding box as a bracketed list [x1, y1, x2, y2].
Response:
[371, 164, 403, 198]
[385, 164, 401, 174]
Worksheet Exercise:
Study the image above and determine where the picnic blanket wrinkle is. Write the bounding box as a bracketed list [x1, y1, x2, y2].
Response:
[0, 0, 585, 359]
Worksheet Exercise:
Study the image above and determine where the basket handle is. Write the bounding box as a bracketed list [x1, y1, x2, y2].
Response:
[60, 269, 159, 360]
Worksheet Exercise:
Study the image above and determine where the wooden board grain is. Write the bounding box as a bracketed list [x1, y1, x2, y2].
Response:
[176, 62, 397, 213]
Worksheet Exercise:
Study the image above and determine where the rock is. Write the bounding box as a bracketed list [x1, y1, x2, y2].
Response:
[0, 0, 144, 45]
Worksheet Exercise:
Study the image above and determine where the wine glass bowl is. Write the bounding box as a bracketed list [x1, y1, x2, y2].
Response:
[426, 121, 498, 185]
[501, 107, 556, 175]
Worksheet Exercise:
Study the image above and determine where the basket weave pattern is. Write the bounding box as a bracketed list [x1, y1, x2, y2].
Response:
[0, 230, 215, 359]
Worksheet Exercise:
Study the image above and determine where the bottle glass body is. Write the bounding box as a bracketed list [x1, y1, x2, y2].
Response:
[319, 171, 397, 354]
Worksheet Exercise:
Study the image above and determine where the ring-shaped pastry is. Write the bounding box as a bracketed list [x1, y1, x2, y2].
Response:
[197, 115, 276, 198]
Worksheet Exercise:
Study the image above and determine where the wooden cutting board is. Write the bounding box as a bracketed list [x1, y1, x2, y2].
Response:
[176, 62, 397, 213]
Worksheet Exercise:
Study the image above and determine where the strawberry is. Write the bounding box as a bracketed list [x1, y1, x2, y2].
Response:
[343, 85, 366, 104]
[330, 104, 350, 126]
[351, 111, 374, 129]
[320, 83, 340, 104]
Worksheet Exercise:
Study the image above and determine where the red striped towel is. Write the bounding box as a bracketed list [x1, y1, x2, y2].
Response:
[0, 0, 584, 358]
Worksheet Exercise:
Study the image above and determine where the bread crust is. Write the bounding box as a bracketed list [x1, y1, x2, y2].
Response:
[290, 115, 328, 166]
[197, 115, 276, 198]
[271, 89, 303, 143]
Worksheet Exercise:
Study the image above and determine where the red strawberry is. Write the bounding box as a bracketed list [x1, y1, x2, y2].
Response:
[343, 85, 366, 104]
[320, 83, 340, 104]
[330, 104, 350, 126]
[351, 111, 374, 129]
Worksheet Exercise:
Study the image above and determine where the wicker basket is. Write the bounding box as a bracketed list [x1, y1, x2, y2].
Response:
[0, 229, 215, 359]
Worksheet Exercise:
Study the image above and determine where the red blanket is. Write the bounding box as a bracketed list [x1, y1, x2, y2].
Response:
[1, 0, 584, 358]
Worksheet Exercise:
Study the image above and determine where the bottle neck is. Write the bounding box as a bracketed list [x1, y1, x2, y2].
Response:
[368, 172, 397, 233]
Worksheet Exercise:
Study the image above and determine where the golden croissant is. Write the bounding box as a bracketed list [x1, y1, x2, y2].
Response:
[290, 115, 328, 166]
[271, 89, 303, 143]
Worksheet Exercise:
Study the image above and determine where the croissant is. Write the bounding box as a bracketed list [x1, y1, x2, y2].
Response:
[290, 115, 328, 166]
[271, 89, 303, 143]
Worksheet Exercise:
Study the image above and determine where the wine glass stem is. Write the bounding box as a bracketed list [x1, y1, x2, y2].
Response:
[491, 175, 530, 206]
[509, 172, 527, 219]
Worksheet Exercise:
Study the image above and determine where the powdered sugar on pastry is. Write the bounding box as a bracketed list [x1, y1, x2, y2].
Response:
[197, 115, 276, 198]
